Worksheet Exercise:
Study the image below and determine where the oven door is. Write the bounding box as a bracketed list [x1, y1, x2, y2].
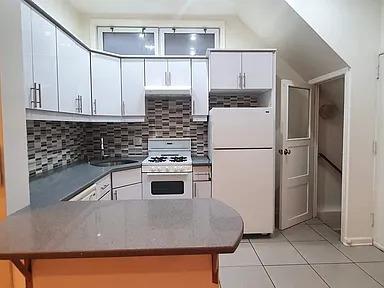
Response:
[142, 172, 192, 200]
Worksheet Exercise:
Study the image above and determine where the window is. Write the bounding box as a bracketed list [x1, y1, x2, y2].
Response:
[98, 27, 158, 55]
[160, 28, 220, 56]
[98, 26, 220, 56]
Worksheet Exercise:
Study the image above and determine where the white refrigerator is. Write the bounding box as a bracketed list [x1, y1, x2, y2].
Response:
[208, 108, 275, 234]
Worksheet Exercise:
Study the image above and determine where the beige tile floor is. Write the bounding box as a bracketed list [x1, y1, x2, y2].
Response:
[219, 219, 384, 288]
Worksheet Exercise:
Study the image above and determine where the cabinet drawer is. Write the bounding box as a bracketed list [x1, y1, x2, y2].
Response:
[112, 168, 141, 188]
[95, 174, 111, 199]
[113, 183, 142, 200]
[193, 166, 211, 181]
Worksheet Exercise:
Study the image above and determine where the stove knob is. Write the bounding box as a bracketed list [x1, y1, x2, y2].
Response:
[165, 166, 170, 172]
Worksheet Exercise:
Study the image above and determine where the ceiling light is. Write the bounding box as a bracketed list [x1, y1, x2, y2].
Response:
[139, 27, 146, 38]
[145, 45, 155, 50]
[190, 34, 197, 41]
[190, 47, 196, 56]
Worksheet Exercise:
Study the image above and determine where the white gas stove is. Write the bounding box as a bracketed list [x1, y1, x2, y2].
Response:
[142, 138, 193, 199]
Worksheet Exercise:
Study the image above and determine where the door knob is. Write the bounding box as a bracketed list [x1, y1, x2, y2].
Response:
[284, 149, 291, 155]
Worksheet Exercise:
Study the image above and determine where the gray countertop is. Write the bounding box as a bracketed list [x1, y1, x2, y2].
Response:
[29, 156, 211, 208]
[29, 157, 145, 208]
[0, 199, 243, 259]
[191, 156, 211, 166]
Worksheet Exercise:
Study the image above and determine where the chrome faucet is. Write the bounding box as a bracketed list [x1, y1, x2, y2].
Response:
[100, 137, 109, 159]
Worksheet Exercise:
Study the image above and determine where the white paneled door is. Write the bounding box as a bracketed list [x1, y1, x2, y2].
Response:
[279, 80, 313, 229]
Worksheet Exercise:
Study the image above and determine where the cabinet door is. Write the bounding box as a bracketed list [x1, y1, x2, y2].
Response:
[31, 10, 58, 111]
[99, 191, 111, 201]
[209, 52, 241, 91]
[192, 59, 208, 119]
[57, 30, 91, 114]
[242, 52, 273, 90]
[168, 59, 191, 86]
[91, 53, 121, 116]
[113, 183, 142, 200]
[145, 59, 167, 86]
[21, 2, 34, 109]
[193, 182, 211, 198]
[121, 59, 145, 117]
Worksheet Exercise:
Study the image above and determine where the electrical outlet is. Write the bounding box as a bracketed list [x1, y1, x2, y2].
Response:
[134, 137, 142, 146]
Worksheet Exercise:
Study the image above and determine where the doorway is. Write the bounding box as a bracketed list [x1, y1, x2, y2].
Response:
[315, 77, 344, 234]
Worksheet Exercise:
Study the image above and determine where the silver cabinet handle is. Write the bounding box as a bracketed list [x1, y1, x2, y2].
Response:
[193, 182, 197, 198]
[122, 100, 125, 116]
[164, 71, 168, 86]
[76, 95, 81, 113]
[113, 191, 117, 200]
[243, 73, 246, 89]
[80, 95, 83, 113]
[30, 83, 37, 108]
[168, 71, 172, 86]
[192, 99, 195, 114]
[36, 83, 42, 108]
[238, 73, 242, 89]
[93, 99, 97, 114]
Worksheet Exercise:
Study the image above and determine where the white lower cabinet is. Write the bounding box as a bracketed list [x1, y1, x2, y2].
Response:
[192, 166, 212, 198]
[99, 191, 111, 201]
[113, 183, 142, 200]
[193, 181, 211, 198]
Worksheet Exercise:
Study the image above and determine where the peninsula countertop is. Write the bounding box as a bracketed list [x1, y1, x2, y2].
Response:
[0, 199, 243, 260]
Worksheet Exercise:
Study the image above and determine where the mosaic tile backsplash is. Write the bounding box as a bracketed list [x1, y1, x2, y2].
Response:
[27, 95, 261, 176]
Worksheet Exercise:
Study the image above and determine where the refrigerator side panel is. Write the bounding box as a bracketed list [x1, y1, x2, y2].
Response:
[211, 149, 274, 234]
[209, 108, 273, 149]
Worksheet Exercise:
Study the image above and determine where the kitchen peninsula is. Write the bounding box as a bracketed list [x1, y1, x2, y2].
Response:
[0, 199, 243, 288]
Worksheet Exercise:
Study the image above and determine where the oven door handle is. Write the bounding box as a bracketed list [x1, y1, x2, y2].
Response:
[146, 173, 190, 176]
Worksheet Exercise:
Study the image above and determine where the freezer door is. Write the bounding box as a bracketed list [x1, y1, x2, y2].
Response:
[212, 149, 274, 234]
[209, 108, 273, 149]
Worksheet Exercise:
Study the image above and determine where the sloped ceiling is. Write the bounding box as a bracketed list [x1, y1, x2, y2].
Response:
[68, 0, 348, 81]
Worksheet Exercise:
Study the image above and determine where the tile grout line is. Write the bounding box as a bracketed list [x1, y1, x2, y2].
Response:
[306, 222, 384, 288]
[249, 239, 277, 288]
[279, 227, 332, 288]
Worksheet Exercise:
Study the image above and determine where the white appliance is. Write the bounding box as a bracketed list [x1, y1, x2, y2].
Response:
[142, 138, 193, 199]
[208, 108, 274, 234]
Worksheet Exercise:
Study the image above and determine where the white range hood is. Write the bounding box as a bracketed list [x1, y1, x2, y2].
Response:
[145, 85, 191, 97]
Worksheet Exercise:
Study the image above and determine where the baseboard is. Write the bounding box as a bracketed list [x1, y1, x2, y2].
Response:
[373, 241, 384, 252]
[342, 237, 373, 246]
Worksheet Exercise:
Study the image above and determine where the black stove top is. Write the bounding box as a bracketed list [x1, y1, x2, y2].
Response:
[148, 156, 167, 163]
[169, 156, 188, 163]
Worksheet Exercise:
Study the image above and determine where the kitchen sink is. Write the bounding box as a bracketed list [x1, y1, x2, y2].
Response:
[90, 159, 139, 167]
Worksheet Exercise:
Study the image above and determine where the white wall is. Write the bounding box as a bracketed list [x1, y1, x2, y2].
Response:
[31, 0, 87, 41]
[285, 0, 381, 245]
[0, 0, 30, 214]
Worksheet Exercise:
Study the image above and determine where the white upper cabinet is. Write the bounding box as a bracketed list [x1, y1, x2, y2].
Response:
[30, 9, 58, 111]
[241, 52, 273, 90]
[209, 52, 242, 91]
[21, 2, 34, 109]
[209, 51, 274, 92]
[145, 59, 191, 87]
[91, 53, 122, 116]
[121, 59, 145, 118]
[191, 59, 209, 121]
[145, 59, 168, 86]
[57, 30, 91, 115]
[167, 59, 191, 86]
